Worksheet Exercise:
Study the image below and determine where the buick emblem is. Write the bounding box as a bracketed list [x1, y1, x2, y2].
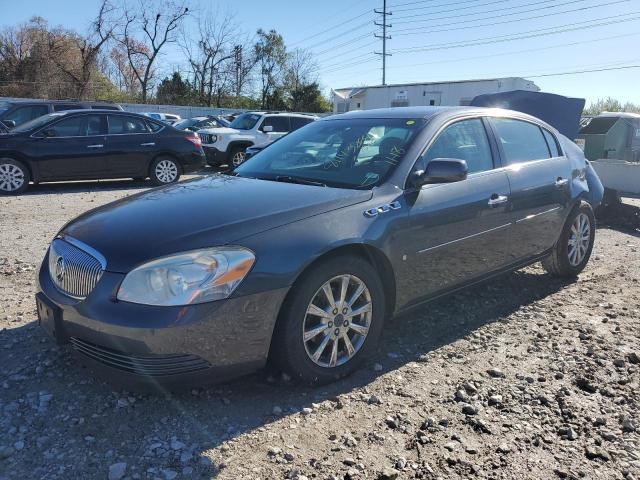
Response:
[54, 256, 66, 282]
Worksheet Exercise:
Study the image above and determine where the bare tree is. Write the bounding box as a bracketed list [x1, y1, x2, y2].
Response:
[286, 48, 317, 92]
[47, 0, 116, 99]
[180, 9, 238, 106]
[116, 0, 189, 103]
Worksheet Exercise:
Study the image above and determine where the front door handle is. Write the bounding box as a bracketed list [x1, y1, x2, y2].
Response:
[555, 177, 569, 187]
[488, 194, 508, 206]
[140, 142, 155, 147]
[86, 144, 103, 149]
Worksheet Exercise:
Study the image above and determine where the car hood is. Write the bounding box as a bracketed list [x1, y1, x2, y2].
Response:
[60, 175, 372, 272]
[198, 127, 239, 135]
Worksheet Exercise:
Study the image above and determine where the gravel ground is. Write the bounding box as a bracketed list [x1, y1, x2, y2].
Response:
[0, 175, 639, 480]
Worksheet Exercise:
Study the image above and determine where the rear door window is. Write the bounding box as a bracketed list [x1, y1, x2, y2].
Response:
[290, 117, 315, 130]
[261, 116, 291, 133]
[108, 115, 150, 134]
[491, 118, 551, 164]
[4, 105, 50, 125]
[53, 104, 83, 112]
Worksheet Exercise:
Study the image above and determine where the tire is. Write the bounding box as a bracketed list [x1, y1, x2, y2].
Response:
[229, 146, 247, 168]
[149, 157, 181, 186]
[0, 158, 30, 195]
[271, 255, 386, 385]
[542, 201, 596, 278]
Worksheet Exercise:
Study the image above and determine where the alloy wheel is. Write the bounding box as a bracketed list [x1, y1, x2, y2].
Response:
[302, 274, 372, 368]
[155, 160, 178, 183]
[0, 163, 25, 192]
[567, 212, 591, 266]
[231, 151, 246, 167]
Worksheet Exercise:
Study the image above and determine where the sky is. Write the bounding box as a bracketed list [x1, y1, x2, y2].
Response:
[1, 0, 639, 105]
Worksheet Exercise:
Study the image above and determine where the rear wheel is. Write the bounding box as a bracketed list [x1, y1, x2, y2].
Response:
[149, 157, 181, 186]
[542, 201, 595, 278]
[0, 158, 30, 195]
[271, 255, 385, 385]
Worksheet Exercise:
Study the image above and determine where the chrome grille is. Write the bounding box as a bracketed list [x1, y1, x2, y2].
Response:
[198, 133, 214, 144]
[48, 237, 105, 299]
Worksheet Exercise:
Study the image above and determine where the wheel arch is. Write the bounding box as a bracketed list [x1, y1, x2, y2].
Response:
[0, 153, 36, 182]
[286, 243, 397, 320]
[228, 140, 254, 152]
[149, 152, 183, 174]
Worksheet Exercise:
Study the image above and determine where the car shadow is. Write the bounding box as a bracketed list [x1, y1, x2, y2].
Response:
[1, 266, 572, 477]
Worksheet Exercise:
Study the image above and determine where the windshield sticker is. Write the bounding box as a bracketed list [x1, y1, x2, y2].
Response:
[406, 120, 416, 125]
[361, 172, 380, 186]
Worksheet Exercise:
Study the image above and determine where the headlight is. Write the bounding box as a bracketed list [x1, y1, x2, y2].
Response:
[116, 247, 255, 306]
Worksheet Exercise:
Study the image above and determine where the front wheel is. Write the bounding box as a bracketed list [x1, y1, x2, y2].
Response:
[0, 158, 30, 195]
[542, 201, 596, 278]
[149, 157, 181, 186]
[271, 255, 385, 385]
[229, 147, 247, 168]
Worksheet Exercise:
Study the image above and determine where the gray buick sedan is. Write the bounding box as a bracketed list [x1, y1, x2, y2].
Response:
[36, 107, 603, 387]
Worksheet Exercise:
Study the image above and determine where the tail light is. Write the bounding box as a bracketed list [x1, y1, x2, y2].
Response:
[185, 133, 202, 148]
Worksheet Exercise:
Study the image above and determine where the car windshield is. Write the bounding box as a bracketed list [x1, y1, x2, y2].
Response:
[216, 117, 231, 127]
[10, 112, 66, 133]
[230, 113, 261, 130]
[174, 119, 197, 129]
[235, 117, 424, 189]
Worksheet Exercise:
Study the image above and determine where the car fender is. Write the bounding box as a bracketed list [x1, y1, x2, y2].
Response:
[232, 188, 406, 310]
[0, 150, 39, 182]
[559, 134, 604, 209]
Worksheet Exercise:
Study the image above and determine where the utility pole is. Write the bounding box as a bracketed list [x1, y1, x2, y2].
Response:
[374, 0, 392, 85]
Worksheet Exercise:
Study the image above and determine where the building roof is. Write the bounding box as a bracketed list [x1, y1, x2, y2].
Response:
[333, 77, 535, 94]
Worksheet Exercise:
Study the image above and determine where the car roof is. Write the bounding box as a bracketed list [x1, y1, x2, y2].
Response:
[322, 106, 554, 127]
[44, 109, 150, 117]
[6, 100, 118, 106]
[245, 111, 317, 118]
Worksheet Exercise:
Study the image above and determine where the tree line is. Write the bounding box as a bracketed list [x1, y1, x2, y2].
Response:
[584, 97, 640, 116]
[0, 0, 330, 112]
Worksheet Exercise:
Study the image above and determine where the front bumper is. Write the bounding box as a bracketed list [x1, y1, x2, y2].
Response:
[203, 146, 227, 166]
[37, 252, 288, 389]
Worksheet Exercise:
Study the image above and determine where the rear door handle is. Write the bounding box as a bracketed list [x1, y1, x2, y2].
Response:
[488, 194, 508, 206]
[555, 177, 569, 187]
[86, 144, 103, 149]
[140, 142, 155, 147]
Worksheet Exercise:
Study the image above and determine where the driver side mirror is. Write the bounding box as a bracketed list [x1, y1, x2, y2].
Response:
[3, 120, 16, 128]
[411, 158, 468, 187]
[262, 125, 274, 133]
[42, 128, 57, 138]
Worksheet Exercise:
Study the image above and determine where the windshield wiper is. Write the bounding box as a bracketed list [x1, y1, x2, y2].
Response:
[274, 175, 327, 187]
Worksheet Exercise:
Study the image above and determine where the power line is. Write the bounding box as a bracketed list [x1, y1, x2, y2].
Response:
[392, 12, 640, 53]
[287, 7, 373, 48]
[393, 0, 629, 36]
[320, 28, 640, 78]
[374, 0, 392, 85]
[393, 0, 576, 24]
[393, 0, 511, 14]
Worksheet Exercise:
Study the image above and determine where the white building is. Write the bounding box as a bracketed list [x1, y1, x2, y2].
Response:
[332, 77, 539, 113]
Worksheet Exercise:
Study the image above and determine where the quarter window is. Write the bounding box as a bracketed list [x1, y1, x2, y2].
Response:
[491, 118, 551, 164]
[261, 116, 290, 133]
[108, 115, 150, 134]
[542, 129, 561, 157]
[422, 118, 494, 174]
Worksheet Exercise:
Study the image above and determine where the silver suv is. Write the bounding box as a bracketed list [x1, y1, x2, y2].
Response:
[198, 112, 317, 167]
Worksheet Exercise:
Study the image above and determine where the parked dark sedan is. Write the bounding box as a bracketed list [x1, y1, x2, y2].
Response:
[0, 110, 205, 194]
[36, 107, 603, 388]
[0, 99, 122, 129]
